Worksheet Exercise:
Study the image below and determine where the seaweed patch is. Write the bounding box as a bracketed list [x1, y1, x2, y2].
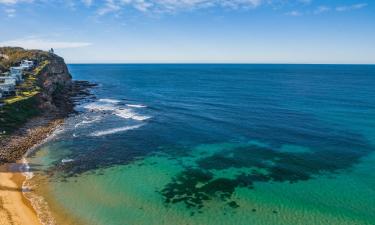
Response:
[161, 139, 373, 209]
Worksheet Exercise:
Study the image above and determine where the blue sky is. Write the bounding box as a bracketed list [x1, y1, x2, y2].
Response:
[0, 0, 374, 64]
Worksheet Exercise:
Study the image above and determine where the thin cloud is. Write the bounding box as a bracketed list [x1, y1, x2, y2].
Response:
[336, 3, 367, 12]
[0, 38, 92, 50]
[82, 0, 93, 6]
[298, 0, 311, 4]
[286, 10, 302, 16]
[97, 0, 121, 15]
[313, 5, 330, 14]
[4, 8, 16, 17]
[0, 0, 32, 4]
[97, 0, 268, 15]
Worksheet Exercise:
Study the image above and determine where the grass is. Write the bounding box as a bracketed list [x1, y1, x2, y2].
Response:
[0, 96, 41, 137]
[0, 47, 50, 69]
[0, 60, 50, 137]
[2, 60, 49, 105]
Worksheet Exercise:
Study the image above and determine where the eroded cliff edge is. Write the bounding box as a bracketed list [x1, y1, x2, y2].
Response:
[0, 47, 93, 163]
[37, 53, 73, 113]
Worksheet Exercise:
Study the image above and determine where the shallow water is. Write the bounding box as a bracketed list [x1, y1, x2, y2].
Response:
[25, 64, 375, 225]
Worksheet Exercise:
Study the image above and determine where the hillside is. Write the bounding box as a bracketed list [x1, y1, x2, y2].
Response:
[0, 47, 73, 136]
[0, 47, 50, 71]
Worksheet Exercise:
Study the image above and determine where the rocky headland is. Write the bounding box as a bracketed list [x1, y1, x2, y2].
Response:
[0, 47, 95, 164]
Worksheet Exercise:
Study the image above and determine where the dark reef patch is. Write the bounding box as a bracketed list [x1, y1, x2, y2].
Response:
[161, 135, 373, 209]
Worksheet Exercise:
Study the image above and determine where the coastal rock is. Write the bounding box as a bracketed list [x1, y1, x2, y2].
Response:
[0, 48, 95, 164]
[37, 54, 73, 114]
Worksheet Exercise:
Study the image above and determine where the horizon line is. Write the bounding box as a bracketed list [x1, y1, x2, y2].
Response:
[66, 62, 375, 65]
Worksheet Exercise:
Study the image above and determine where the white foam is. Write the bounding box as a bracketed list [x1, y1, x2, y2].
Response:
[98, 98, 121, 104]
[131, 115, 151, 121]
[83, 102, 117, 111]
[74, 116, 102, 128]
[90, 124, 144, 137]
[127, 104, 147, 108]
[21, 158, 34, 180]
[22, 159, 56, 225]
[61, 159, 74, 163]
[113, 108, 133, 119]
[114, 109, 151, 121]
[23, 179, 57, 225]
[83, 100, 151, 121]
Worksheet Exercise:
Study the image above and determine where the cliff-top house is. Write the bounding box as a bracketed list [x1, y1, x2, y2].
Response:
[10, 66, 23, 82]
[0, 59, 34, 99]
[20, 60, 34, 70]
[0, 75, 17, 96]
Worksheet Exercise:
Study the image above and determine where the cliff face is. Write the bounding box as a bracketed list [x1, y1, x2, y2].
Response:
[37, 55, 73, 113]
[0, 48, 75, 136]
[0, 48, 73, 111]
[0, 48, 94, 163]
[0, 50, 74, 162]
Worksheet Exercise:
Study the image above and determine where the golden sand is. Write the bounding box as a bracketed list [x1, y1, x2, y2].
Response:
[0, 164, 41, 225]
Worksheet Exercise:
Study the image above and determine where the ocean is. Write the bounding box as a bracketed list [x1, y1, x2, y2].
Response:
[24, 64, 375, 225]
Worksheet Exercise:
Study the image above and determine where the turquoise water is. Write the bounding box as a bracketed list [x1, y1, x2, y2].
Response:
[26, 64, 375, 225]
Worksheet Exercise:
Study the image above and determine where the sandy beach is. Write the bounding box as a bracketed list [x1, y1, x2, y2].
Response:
[0, 116, 64, 225]
[0, 164, 41, 225]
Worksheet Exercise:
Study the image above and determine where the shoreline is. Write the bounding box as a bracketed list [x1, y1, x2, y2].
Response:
[0, 115, 64, 164]
[1, 48, 96, 225]
[0, 115, 63, 225]
[0, 80, 96, 225]
[0, 163, 41, 225]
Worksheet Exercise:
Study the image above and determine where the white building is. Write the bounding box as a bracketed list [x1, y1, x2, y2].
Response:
[1, 77, 17, 85]
[20, 60, 34, 70]
[10, 66, 23, 82]
[0, 76, 16, 96]
[0, 59, 34, 98]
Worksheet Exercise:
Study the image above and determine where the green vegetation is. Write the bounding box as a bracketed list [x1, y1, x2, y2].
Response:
[3, 60, 50, 104]
[0, 48, 53, 138]
[0, 96, 41, 137]
[0, 47, 50, 69]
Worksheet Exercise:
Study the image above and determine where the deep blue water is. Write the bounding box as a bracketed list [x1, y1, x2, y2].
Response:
[26, 64, 375, 225]
[65, 64, 375, 172]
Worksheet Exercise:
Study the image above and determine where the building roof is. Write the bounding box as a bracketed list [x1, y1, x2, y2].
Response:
[11, 66, 23, 70]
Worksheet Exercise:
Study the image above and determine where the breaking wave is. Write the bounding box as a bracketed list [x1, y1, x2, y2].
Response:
[98, 99, 121, 104]
[114, 109, 151, 121]
[74, 116, 102, 128]
[127, 104, 147, 108]
[83, 99, 151, 121]
[83, 102, 117, 111]
[61, 158, 75, 164]
[90, 124, 144, 137]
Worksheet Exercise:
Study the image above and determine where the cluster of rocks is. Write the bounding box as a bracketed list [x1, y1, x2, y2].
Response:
[0, 117, 63, 163]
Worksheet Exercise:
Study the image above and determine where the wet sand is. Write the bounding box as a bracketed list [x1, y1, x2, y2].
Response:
[0, 116, 62, 225]
[0, 164, 41, 225]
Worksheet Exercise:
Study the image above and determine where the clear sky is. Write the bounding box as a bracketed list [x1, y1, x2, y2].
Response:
[0, 0, 374, 64]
